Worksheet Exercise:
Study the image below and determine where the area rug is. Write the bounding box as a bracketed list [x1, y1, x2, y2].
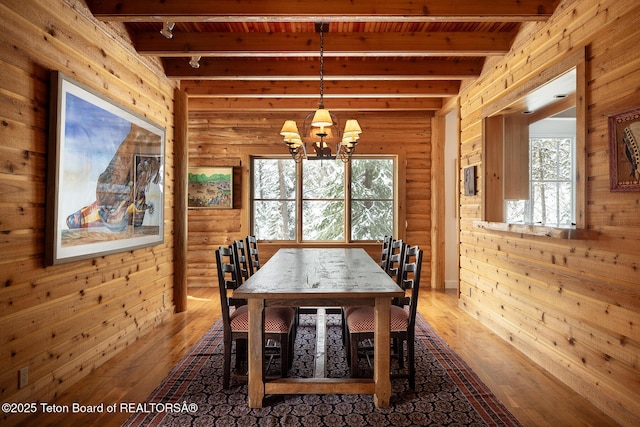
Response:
[123, 313, 522, 426]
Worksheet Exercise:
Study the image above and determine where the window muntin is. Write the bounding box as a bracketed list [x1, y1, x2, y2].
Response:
[251, 157, 394, 242]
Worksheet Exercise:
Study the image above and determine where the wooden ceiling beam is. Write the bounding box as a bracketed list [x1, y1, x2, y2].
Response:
[87, 0, 556, 22]
[181, 80, 461, 98]
[135, 31, 513, 57]
[187, 97, 444, 112]
[164, 57, 484, 80]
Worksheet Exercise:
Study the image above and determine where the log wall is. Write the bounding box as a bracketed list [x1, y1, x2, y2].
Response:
[187, 110, 433, 287]
[0, 1, 176, 424]
[457, 0, 640, 424]
[4, 0, 636, 425]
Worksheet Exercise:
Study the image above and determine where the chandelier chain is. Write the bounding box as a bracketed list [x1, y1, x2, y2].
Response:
[319, 23, 324, 107]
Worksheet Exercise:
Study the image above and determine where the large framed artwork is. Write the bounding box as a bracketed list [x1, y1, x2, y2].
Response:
[609, 106, 640, 191]
[45, 71, 165, 265]
[188, 167, 233, 208]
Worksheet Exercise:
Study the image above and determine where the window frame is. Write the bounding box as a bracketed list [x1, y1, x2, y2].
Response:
[477, 48, 588, 239]
[250, 155, 396, 243]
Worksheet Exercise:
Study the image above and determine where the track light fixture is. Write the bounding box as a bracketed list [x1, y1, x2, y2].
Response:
[189, 55, 201, 69]
[160, 21, 175, 39]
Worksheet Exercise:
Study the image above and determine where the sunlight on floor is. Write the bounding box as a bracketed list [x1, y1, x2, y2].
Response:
[187, 295, 212, 302]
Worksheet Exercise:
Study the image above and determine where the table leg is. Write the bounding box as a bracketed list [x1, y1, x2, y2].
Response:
[247, 298, 265, 408]
[373, 297, 392, 407]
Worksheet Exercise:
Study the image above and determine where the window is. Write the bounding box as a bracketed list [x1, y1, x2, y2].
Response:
[302, 160, 345, 240]
[251, 157, 395, 242]
[481, 48, 586, 234]
[506, 136, 575, 227]
[506, 114, 576, 227]
[351, 159, 394, 240]
[252, 158, 296, 240]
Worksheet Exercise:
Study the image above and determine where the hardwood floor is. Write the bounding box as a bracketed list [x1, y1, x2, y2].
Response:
[19, 288, 617, 427]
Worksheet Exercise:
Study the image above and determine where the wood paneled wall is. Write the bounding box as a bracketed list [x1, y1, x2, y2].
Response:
[0, 1, 176, 424]
[457, 0, 640, 425]
[187, 110, 432, 287]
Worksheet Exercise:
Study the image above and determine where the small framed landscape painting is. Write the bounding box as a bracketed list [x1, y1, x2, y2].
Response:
[188, 167, 234, 208]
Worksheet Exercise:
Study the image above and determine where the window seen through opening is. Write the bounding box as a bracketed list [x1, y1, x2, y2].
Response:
[506, 112, 576, 228]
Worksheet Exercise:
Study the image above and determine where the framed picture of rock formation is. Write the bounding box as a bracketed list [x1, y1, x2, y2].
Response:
[46, 71, 165, 265]
[609, 106, 640, 191]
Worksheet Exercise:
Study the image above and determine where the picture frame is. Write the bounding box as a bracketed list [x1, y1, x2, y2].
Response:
[608, 106, 640, 191]
[464, 165, 477, 196]
[188, 167, 233, 209]
[45, 71, 165, 266]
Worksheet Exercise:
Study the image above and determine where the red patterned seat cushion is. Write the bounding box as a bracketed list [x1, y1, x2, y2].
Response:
[230, 305, 294, 333]
[345, 306, 408, 333]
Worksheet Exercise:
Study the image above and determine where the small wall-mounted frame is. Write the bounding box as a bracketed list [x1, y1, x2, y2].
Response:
[46, 71, 165, 266]
[188, 167, 233, 208]
[609, 106, 640, 191]
[464, 165, 477, 196]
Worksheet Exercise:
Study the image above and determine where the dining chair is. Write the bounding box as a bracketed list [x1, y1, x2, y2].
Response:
[343, 239, 405, 347]
[245, 235, 261, 275]
[215, 245, 295, 389]
[344, 244, 423, 389]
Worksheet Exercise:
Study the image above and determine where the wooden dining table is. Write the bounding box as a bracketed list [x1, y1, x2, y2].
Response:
[232, 247, 405, 408]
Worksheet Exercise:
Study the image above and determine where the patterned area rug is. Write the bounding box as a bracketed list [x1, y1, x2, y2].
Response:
[123, 313, 522, 426]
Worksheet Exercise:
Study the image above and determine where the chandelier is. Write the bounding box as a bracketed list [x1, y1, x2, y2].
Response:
[280, 23, 362, 163]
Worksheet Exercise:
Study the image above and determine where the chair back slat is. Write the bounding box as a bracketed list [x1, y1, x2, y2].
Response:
[245, 235, 261, 275]
[379, 235, 393, 270]
[233, 239, 250, 281]
[386, 239, 406, 282]
[401, 245, 423, 327]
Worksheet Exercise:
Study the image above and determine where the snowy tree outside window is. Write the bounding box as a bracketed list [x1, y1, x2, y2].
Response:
[351, 159, 394, 240]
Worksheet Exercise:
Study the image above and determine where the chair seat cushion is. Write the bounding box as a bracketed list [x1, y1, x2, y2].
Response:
[230, 305, 294, 333]
[342, 306, 357, 318]
[346, 305, 408, 333]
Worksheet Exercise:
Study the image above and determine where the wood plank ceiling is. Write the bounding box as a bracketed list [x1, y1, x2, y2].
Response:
[87, 0, 560, 112]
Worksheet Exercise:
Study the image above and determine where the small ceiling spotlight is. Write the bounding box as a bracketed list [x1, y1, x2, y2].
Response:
[189, 55, 201, 69]
[160, 21, 175, 39]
